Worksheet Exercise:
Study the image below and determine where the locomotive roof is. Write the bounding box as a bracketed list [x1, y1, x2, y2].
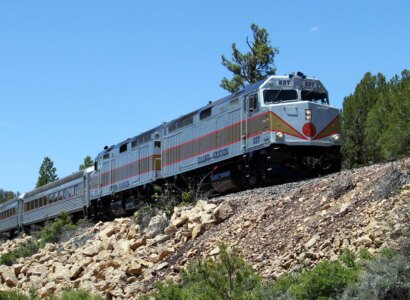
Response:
[166, 78, 267, 129]
[97, 125, 163, 157]
[202, 78, 266, 109]
[25, 171, 84, 198]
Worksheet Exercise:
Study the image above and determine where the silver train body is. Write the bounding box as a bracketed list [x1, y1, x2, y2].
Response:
[0, 73, 341, 233]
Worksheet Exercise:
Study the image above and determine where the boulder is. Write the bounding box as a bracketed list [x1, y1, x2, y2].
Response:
[144, 213, 169, 238]
[51, 262, 70, 282]
[164, 224, 178, 235]
[130, 237, 146, 250]
[82, 240, 104, 257]
[0, 265, 18, 287]
[158, 247, 174, 261]
[212, 201, 234, 223]
[191, 223, 203, 239]
[304, 235, 320, 249]
[37, 281, 57, 298]
[127, 262, 143, 276]
[155, 262, 168, 271]
[171, 216, 188, 228]
[98, 224, 116, 239]
[69, 262, 84, 280]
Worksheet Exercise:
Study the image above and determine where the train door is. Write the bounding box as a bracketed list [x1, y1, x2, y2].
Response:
[240, 96, 247, 153]
[139, 144, 150, 182]
[241, 93, 260, 151]
[111, 158, 116, 189]
[96, 160, 102, 199]
[18, 195, 24, 232]
[102, 160, 110, 196]
[244, 93, 269, 149]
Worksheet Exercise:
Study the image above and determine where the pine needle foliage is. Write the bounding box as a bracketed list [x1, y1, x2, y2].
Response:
[220, 24, 279, 93]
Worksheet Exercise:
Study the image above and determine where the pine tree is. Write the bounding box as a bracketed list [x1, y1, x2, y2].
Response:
[220, 23, 279, 93]
[342, 72, 385, 167]
[342, 70, 410, 167]
[378, 70, 410, 159]
[36, 157, 58, 188]
[0, 189, 17, 204]
[79, 155, 94, 171]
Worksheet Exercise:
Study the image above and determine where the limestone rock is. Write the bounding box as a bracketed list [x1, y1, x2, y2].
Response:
[305, 235, 320, 249]
[127, 262, 143, 276]
[0, 265, 18, 287]
[130, 237, 146, 250]
[82, 240, 103, 257]
[192, 223, 203, 239]
[155, 262, 168, 271]
[212, 201, 234, 223]
[164, 224, 178, 235]
[99, 224, 116, 239]
[144, 213, 168, 238]
[171, 215, 188, 228]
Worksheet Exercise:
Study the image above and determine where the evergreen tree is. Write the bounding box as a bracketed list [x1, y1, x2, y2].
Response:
[342, 69, 410, 167]
[341, 72, 386, 167]
[36, 157, 58, 188]
[377, 70, 410, 159]
[220, 23, 279, 93]
[79, 155, 94, 171]
[0, 189, 17, 204]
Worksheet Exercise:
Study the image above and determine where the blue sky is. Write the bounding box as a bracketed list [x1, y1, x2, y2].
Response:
[1, 1, 409, 193]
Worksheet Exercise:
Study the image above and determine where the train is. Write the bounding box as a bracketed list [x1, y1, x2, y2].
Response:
[0, 72, 341, 235]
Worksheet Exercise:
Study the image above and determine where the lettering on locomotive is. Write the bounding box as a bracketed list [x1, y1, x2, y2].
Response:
[110, 180, 130, 192]
[198, 148, 229, 164]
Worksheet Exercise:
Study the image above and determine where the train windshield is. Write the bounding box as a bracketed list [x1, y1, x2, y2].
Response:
[301, 90, 329, 104]
[264, 89, 298, 104]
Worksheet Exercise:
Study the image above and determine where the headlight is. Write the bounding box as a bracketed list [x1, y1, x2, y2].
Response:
[276, 132, 284, 139]
[332, 134, 341, 142]
[305, 109, 312, 120]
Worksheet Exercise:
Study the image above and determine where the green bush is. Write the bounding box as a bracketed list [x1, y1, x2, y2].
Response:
[143, 248, 410, 300]
[257, 249, 365, 300]
[0, 239, 39, 266]
[0, 290, 29, 300]
[181, 190, 194, 203]
[134, 205, 156, 230]
[289, 260, 359, 300]
[38, 212, 77, 247]
[58, 289, 104, 300]
[0, 213, 76, 266]
[342, 253, 410, 300]
[145, 244, 262, 300]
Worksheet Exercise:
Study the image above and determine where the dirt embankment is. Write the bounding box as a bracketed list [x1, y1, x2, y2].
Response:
[0, 158, 409, 299]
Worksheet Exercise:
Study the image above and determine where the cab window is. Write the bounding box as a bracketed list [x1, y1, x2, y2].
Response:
[264, 89, 298, 103]
[301, 91, 328, 104]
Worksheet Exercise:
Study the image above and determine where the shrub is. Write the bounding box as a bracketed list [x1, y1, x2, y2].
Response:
[0, 289, 103, 300]
[0, 213, 77, 266]
[0, 290, 29, 300]
[289, 260, 359, 300]
[342, 253, 410, 300]
[181, 190, 194, 203]
[146, 244, 262, 300]
[59, 289, 104, 300]
[37, 212, 77, 247]
[262, 249, 363, 300]
[0, 239, 39, 266]
[134, 205, 157, 230]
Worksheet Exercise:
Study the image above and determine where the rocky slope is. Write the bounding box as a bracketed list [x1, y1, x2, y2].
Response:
[0, 158, 409, 299]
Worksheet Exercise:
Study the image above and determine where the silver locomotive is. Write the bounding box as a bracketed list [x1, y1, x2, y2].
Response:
[0, 72, 340, 234]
